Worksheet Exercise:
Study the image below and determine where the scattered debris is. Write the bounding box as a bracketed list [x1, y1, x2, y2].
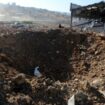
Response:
[68, 95, 75, 105]
[68, 92, 89, 105]
[34, 66, 42, 77]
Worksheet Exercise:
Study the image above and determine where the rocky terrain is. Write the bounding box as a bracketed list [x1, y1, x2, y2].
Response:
[0, 24, 105, 105]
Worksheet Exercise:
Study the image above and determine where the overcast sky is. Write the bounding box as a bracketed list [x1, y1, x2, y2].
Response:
[0, 0, 103, 12]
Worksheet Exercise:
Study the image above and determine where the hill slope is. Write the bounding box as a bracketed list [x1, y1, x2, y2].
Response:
[0, 3, 69, 24]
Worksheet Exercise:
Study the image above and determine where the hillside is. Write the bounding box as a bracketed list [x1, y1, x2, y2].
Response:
[0, 3, 69, 25]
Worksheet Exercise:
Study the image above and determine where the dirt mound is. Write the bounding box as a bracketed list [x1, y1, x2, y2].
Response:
[0, 28, 105, 105]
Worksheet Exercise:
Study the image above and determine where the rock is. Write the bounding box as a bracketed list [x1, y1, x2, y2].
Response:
[99, 33, 105, 40]
[80, 51, 86, 56]
[91, 78, 105, 89]
[10, 73, 32, 94]
[80, 81, 90, 91]
[56, 50, 60, 54]
[99, 90, 105, 97]
[95, 50, 100, 55]
[19, 95, 32, 104]
[12, 73, 26, 85]
[45, 78, 53, 85]
[8, 94, 33, 105]
[74, 78, 78, 82]
[75, 91, 88, 105]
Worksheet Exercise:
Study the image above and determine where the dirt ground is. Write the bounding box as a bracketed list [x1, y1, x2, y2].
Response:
[0, 24, 105, 105]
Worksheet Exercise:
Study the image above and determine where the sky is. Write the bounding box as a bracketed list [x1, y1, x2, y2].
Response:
[0, 0, 104, 12]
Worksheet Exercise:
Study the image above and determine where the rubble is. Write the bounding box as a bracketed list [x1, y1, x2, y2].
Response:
[91, 78, 105, 89]
[68, 91, 90, 105]
[68, 95, 75, 105]
[75, 91, 89, 105]
[12, 73, 26, 85]
[99, 90, 105, 97]
[11, 74, 32, 94]
[0, 26, 105, 105]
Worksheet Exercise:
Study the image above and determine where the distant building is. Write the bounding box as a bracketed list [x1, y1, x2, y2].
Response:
[7, 2, 16, 6]
[12, 2, 16, 6]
